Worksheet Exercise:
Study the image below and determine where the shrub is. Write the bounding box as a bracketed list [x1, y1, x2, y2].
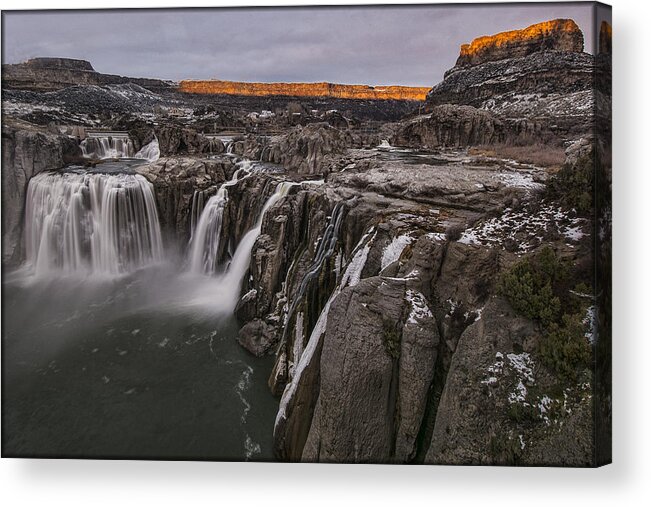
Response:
[499, 246, 593, 380]
[545, 146, 606, 216]
[498, 246, 567, 327]
[540, 313, 591, 381]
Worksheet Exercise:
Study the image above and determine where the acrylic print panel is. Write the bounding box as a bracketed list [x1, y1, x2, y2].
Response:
[1, 2, 611, 466]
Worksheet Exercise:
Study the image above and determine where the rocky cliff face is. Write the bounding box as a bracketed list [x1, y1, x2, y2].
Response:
[136, 156, 236, 247]
[417, 19, 596, 142]
[2, 57, 172, 92]
[179, 80, 429, 101]
[231, 123, 360, 176]
[1, 119, 81, 264]
[455, 19, 583, 68]
[392, 105, 506, 149]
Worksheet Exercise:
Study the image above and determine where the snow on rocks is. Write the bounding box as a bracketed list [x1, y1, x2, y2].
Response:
[381, 233, 413, 270]
[458, 203, 587, 252]
[405, 289, 433, 324]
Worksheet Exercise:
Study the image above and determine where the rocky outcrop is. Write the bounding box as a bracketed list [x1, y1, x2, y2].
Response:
[179, 80, 429, 101]
[2, 57, 171, 92]
[1, 120, 81, 264]
[455, 19, 583, 68]
[393, 105, 505, 148]
[302, 274, 439, 463]
[425, 297, 592, 466]
[155, 125, 212, 157]
[136, 157, 236, 245]
[429, 49, 593, 107]
[422, 19, 595, 140]
[231, 123, 355, 175]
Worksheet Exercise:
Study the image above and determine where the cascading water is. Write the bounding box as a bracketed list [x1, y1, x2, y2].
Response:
[188, 165, 249, 274]
[81, 135, 135, 159]
[210, 180, 298, 313]
[278, 203, 345, 352]
[25, 171, 163, 277]
[190, 190, 206, 240]
[134, 137, 160, 162]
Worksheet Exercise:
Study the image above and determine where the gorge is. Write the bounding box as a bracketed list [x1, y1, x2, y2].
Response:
[1, 16, 611, 465]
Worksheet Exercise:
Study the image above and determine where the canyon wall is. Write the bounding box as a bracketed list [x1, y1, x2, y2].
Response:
[178, 80, 429, 101]
[2, 57, 172, 92]
[455, 18, 584, 68]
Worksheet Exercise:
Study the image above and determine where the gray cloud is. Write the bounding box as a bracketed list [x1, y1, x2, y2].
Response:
[2, 4, 595, 87]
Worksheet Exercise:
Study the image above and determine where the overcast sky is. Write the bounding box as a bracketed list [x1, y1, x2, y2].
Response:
[2, 3, 595, 87]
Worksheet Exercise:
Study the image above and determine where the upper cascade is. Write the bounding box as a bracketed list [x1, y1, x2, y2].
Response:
[454, 18, 584, 68]
[24, 171, 163, 277]
[178, 80, 430, 101]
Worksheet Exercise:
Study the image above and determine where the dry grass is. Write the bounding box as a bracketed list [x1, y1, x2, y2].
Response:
[469, 143, 566, 169]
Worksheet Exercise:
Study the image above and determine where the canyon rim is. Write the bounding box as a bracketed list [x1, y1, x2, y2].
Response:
[1, 3, 611, 466]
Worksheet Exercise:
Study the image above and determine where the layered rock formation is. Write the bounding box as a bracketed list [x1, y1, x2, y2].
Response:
[179, 80, 429, 101]
[2, 57, 172, 92]
[392, 105, 506, 149]
[413, 18, 596, 142]
[1, 119, 82, 264]
[455, 19, 583, 68]
[136, 157, 236, 246]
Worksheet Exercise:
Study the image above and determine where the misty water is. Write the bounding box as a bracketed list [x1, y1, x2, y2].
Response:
[3, 154, 279, 460]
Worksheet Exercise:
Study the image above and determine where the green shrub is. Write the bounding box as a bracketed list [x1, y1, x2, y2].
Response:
[498, 246, 567, 327]
[499, 246, 593, 380]
[540, 313, 591, 381]
[545, 147, 604, 215]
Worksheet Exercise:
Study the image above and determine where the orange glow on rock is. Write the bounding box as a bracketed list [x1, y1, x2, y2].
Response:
[177, 80, 429, 101]
[456, 19, 584, 67]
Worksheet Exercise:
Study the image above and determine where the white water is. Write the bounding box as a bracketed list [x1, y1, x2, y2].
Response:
[81, 136, 135, 159]
[134, 137, 160, 162]
[188, 160, 273, 274]
[25, 171, 163, 277]
[274, 228, 375, 433]
[187, 165, 250, 274]
[184, 179, 297, 315]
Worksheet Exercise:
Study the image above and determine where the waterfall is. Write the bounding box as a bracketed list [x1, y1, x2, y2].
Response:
[187, 160, 260, 274]
[190, 190, 206, 240]
[275, 228, 376, 434]
[81, 135, 135, 159]
[210, 180, 298, 313]
[134, 137, 160, 162]
[278, 202, 345, 352]
[188, 168, 247, 274]
[25, 171, 163, 277]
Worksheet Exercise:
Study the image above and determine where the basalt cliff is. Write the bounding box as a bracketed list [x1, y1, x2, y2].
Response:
[179, 80, 429, 101]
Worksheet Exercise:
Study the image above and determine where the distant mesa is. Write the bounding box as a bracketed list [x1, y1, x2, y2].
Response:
[2, 57, 171, 92]
[178, 80, 430, 101]
[23, 57, 96, 72]
[455, 18, 584, 68]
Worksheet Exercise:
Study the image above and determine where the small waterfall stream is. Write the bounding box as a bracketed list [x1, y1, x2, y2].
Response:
[188, 167, 248, 274]
[134, 137, 160, 162]
[25, 171, 163, 276]
[81, 135, 135, 159]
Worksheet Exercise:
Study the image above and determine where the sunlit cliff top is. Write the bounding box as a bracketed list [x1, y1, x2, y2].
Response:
[456, 18, 584, 67]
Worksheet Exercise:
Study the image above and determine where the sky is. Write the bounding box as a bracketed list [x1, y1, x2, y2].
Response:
[2, 3, 596, 87]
